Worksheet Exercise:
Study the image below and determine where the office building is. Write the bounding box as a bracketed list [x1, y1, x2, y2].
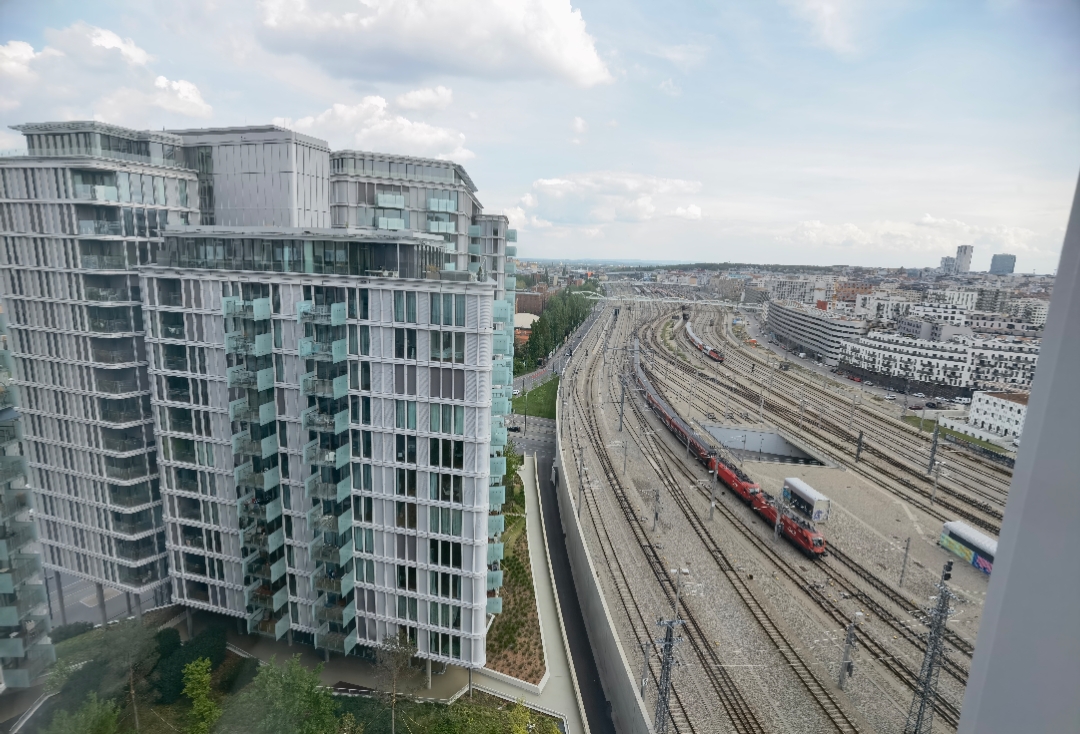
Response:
[956, 245, 974, 273]
[0, 120, 517, 669]
[940, 256, 957, 274]
[990, 253, 1016, 276]
[763, 300, 868, 365]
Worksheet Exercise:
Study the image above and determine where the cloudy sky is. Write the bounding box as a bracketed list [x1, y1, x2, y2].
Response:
[1, 1, 1077, 272]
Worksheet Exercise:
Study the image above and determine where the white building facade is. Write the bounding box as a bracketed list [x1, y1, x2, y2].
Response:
[764, 300, 868, 365]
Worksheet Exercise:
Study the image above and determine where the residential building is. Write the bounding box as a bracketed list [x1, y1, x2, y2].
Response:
[763, 300, 868, 365]
[840, 332, 971, 395]
[0, 121, 517, 670]
[1006, 298, 1050, 327]
[965, 335, 1040, 391]
[941, 391, 1028, 447]
[895, 316, 970, 342]
[990, 254, 1016, 276]
[908, 303, 969, 326]
[966, 312, 1041, 337]
[956, 245, 974, 273]
[940, 256, 957, 274]
[976, 287, 1010, 312]
[760, 276, 836, 305]
[0, 313, 56, 688]
[926, 288, 978, 310]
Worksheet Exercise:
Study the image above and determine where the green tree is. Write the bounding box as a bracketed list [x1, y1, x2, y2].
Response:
[375, 630, 420, 734]
[217, 655, 338, 734]
[337, 712, 364, 733]
[104, 618, 156, 732]
[44, 693, 118, 734]
[182, 657, 221, 734]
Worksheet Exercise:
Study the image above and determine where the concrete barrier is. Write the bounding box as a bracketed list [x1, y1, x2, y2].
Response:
[554, 326, 655, 734]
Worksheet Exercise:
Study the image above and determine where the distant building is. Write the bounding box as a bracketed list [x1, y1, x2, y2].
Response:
[941, 391, 1028, 447]
[763, 300, 868, 366]
[841, 332, 970, 393]
[990, 254, 1016, 276]
[940, 256, 957, 274]
[956, 245, 974, 273]
[514, 312, 538, 347]
[966, 312, 1041, 337]
[965, 335, 1040, 391]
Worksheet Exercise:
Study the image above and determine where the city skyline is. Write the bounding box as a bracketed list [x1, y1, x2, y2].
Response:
[1, 1, 1077, 272]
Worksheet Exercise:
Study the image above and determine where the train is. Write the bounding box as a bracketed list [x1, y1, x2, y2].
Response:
[684, 321, 724, 363]
[632, 342, 825, 557]
[940, 520, 996, 575]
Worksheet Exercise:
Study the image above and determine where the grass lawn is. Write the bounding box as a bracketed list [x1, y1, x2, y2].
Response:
[484, 514, 545, 684]
[901, 415, 1009, 454]
[512, 376, 559, 419]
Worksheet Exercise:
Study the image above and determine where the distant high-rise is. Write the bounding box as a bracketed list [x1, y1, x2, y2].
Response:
[990, 253, 1016, 276]
[955, 245, 973, 273]
[940, 256, 957, 274]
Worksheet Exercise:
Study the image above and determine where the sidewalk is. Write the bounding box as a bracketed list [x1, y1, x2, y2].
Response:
[474, 453, 589, 732]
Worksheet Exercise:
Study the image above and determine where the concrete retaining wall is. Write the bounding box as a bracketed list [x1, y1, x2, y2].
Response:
[554, 349, 655, 734]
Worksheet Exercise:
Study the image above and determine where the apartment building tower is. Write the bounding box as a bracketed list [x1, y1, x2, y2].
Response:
[0, 121, 517, 673]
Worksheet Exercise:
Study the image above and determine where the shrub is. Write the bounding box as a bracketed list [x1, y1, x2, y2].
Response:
[57, 659, 111, 712]
[155, 627, 182, 662]
[49, 621, 94, 644]
[218, 656, 259, 694]
[155, 625, 228, 704]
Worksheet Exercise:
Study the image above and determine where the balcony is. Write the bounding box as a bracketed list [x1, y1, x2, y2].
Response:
[505, 244, 517, 256]
[0, 553, 42, 593]
[248, 555, 287, 584]
[89, 317, 133, 334]
[488, 514, 505, 537]
[304, 474, 351, 504]
[0, 613, 50, 658]
[300, 373, 349, 400]
[377, 193, 406, 208]
[223, 296, 271, 321]
[105, 462, 148, 481]
[231, 430, 277, 460]
[304, 441, 350, 470]
[296, 301, 347, 326]
[109, 484, 153, 508]
[257, 611, 290, 640]
[377, 217, 405, 231]
[0, 422, 21, 448]
[0, 583, 46, 626]
[488, 485, 505, 510]
[0, 384, 18, 411]
[93, 348, 135, 364]
[0, 488, 31, 520]
[298, 336, 347, 363]
[301, 406, 349, 435]
[77, 220, 123, 236]
[0, 641, 55, 688]
[242, 524, 284, 554]
[227, 365, 275, 391]
[237, 494, 283, 524]
[313, 567, 353, 596]
[429, 198, 455, 213]
[97, 377, 139, 395]
[487, 542, 504, 564]
[234, 463, 281, 491]
[487, 570, 504, 591]
[313, 509, 351, 536]
[226, 332, 272, 357]
[113, 515, 156, 535]
[0, 521, 37, 560]
[117, 563, 158, 587]
[0, 455, 26, 485]
[310, 537, 350, 566]
[74, 183, 119, 202]
[250, 584, 288, 612]
[85, 286, 131, 302]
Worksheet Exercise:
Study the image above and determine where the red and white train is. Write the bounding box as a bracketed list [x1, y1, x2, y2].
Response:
[633, 343, 825, 557]
[684, 322, 724, 363]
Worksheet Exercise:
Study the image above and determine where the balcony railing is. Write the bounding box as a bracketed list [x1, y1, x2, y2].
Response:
[237, 495, 282, 523]
[305, 475, 351, 503]
[105, 463, 148, 481]
[162, 354, 188, 371]
[109, 486, 154, 508]
[0, 553, 42, 593]
[0, 522, 37, 560]
[115, 541, 160, 562]
[0, 423, 21, 447]
[235, 464, 280, 491]
[74, 183, 120, 202]
[77, 220, 123, 236]
[313, 569, 343, 595]
[113, 516, 156, 535]
[93, 348, 135, 364]
[117, 564, 158, 587]
[0, 489, 31, 520]
[226, 332, 272, 357]
[303, 441, 349, 470]
[300, 373, 348, 400]
[0, 455, 26, 484]
[85, 287, 130, 302]
[97, 377, 139, 394]
[100, 407, 142, 424]
[296, 301, 347, 326]
[89, 317, 133, 334]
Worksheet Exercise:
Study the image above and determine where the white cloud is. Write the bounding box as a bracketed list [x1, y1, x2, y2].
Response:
[572, 116, 587, 134]
[0, 40, 58, 79]
[649, 43, 708, 72]
[395, 86, 453, 111]
[777, 214, 1049, 257]
[659, 78, 681, 96]
[274, 98, 473, 160]
[784, 0, 859, 55]
[521, 171, 702, 227]
[672, 204, 702, 220]
[259, 0, 612, 87]
[86, 26, 152, 65]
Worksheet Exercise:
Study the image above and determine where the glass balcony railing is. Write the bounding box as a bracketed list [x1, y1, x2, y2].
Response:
[0, 522, 37, 560]
[89, 317, 132, 334]
[0, 613, 50, 658]
[0, 553, 42, 594]
[237, 494, 282, 524]
[0, 489, 31, 520]
[296, 301, 347, 326]
[310, 538, 345, 566]
[114, 541, 160, 562]
[81, 254, 127, 270]
[74, 184, 119, 202]
[256, 610, 290, 640]
[304, 474, 351, 503]
[226, 332, 272, 357]
[93, 348, 135, 364]
[0, 384, 18, 411]
[0, 455, 26, 484]
[0, 583, 46, 626]
[315, 621, 357, 654]
[250, 584, 288, 612]
[0, 422, 21, 448]
[313, 509, 351, 536]
[0, 640, 56, 688]
[300, 373, 349, 400]
[85, 286, 131, 302]
[96, 377, 139, 394]
[105, 463, 148, 481]
[117, 563, 158, 587]
[77, 220, 123, 236]
[303, 441, 349, 470]
[113, 516, 156, 535]
[109, 485, 154, 508]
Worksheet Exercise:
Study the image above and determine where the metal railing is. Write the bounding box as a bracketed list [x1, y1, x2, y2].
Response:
[1, 146, 187, 168]
[77, 220, 123, 236]
[81, 254, 127, 269]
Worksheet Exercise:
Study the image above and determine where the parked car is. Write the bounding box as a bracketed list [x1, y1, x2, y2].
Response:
[913, 392, 926, 398]
[512, 389, 522, 396]
[884, 394, 896, 401]
[911, 404, 925, 411]
[508, 425, 521, 433]
[925, 401, 940, 409]
[953, 397, 971, 404]
[864, 381, 874, 387]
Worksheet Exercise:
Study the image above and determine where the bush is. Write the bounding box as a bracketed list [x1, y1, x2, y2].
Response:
[56, 659, 111, 713]
[155, 625, 228, 704]
[50, 622, 95, 644]
[218, 656, 259, 694]
[154, 628, 182, 661]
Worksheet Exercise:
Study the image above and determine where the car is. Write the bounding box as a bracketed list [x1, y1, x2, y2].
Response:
[512, 389, 522, 396]
[864, 381, 873, 387]
[884, 394, 896, 400]
[953, 397, 971, 404]
[925, 401, 940, 409]
[913, 392, 925, 398]
[910, 404, 925, 411]
[507, 425, 521, 433]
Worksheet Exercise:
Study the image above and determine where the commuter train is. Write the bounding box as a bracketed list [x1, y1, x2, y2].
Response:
[940, 520, 996, 575]
[684, 322, 724, 363]
[632, 343, 825, 557]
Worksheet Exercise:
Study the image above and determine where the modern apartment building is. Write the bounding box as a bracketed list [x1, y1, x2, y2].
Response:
[0, 313, 55, 688]
[955, 245, 974, 273]
[989, 253, 1016, 276]
[763, 299, 868, 365]
[0, 121, 517, 670]
[840, 332, 971, 394]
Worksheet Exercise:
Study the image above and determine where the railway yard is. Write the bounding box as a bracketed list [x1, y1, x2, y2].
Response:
[555, 284, 1006, 733]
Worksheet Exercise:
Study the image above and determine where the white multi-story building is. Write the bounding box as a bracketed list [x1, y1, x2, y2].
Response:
[763, 300, 868, 365]
[964, 335, 1040, 391]
[941, 391, 1028, 447]
[909, 303, 968, 326]
[926, 288, 978, 310]
[759, 276, 837, 305]
[854, 289, 919, 322]
[956, 245, 974, 273]
[0, 121, 518, 669]
[841, 332, 970, 391]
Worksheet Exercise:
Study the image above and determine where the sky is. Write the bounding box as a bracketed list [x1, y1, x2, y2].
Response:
[1, 0, 1077, 273]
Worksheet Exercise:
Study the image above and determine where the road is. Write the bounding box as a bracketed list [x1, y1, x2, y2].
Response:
[515, 306, 603, 394]
[509, 415, 617, 734]
[40, 571, 143, 628]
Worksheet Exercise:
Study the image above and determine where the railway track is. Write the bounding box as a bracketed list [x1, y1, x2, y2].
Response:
[643, 322, 1001, 534]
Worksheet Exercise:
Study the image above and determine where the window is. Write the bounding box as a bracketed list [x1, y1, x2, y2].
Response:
[394, 291, 405, 322]
[429, 602, 462, 630]
[442, 294, 453, 326]
[395, 328, 417, 359]
[429, 473, 463, 504]
[430, 293, 441, 325]
[429, 506, 462, 537]
[395, 501, 417, 529]
[455, 295, 465, 327]
[396, 565, 417, 591]
[429, 539, 462, 568]
[430, 571, 461, 600]
[397, 595, 418, 621]
[396, 468, 417, 497]
[429, 632, 462, 659]
[395, 434, 416, 463]
[395, 400, 417, 429]
[406, 292, 417, 323]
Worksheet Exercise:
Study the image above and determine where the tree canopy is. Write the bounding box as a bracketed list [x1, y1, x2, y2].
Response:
[514, 284, 596, 375]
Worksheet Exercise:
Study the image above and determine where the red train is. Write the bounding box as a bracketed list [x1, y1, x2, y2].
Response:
[633, 342, 825, 558]
[633, 342, 758, 499]
[684, 322, 724, 363]
[751, 492, 826, 557]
